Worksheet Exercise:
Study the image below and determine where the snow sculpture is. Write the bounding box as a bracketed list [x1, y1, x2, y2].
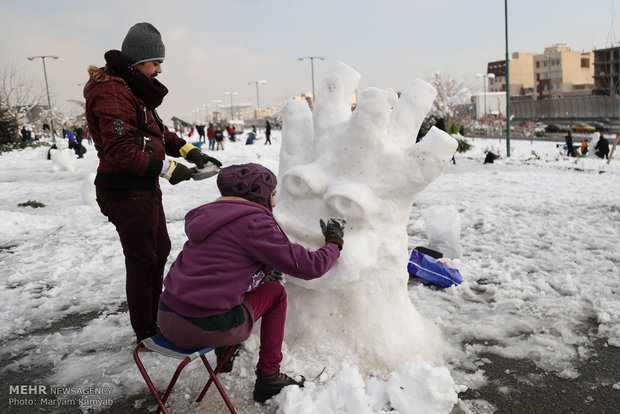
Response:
[50, 136, 76, 172]
[275, 62, 458, 373]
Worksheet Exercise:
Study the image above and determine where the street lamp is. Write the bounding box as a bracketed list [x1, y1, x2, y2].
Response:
[211, 99, 222, 123]
[298, 56, 325, 107]
[27, 55, 59, 139]
[546, 54, 552, 119]
[504, 0, 511, 157]
[476, 72, 495, 116]
[248, 80, 267, 120]
[224, 92, 238, 120]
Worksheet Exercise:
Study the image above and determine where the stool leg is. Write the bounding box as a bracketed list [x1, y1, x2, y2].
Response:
[196, 347, 237, 414]
[157, 357, 192, 414]
[133, 344, 170, 414]
[196, 345, 232, 400]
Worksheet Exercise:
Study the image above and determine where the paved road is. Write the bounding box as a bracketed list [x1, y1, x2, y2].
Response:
[457, 338, 619, 414]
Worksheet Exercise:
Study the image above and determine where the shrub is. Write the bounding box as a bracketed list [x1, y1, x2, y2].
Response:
[456, 138, 471, 153]
[0, 105, 19, 146]
[18, 200, 46, 208]
[448, 122, 461, 135]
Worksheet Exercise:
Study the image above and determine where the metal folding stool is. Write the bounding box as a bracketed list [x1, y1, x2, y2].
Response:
[133, 333, 237, 414]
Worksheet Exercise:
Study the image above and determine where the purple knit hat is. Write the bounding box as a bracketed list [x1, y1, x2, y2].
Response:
[217, 163, 277, 210]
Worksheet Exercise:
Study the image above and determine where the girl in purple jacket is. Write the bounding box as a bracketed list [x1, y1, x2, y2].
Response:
[158, 163, 345, 403]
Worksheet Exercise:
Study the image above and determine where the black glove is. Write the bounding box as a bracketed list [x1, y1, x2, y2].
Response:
[186, 148, 223, 169]
[320, 218, 346, 250]
[167, 161, 191, 185]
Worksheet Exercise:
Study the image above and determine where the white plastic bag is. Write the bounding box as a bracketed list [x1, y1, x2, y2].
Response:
[422, 205, 461, 259]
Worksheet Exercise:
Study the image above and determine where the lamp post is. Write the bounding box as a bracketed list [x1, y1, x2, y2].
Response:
[476, 73, 495, 116]
[248, 80, 267, 120]
[224, 92, 238, 120]
[546, 54, 552, 119]
[504, 0, 511, 156]
[298, 56, 325, 107]
[211, 99, 222, 123]
[27, 55, 58, 139]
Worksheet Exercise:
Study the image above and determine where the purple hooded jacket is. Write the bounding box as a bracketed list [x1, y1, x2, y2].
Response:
[160, 165, 340, 318]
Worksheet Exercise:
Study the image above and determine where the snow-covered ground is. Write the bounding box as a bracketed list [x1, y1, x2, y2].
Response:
[0, 133, 618, 413]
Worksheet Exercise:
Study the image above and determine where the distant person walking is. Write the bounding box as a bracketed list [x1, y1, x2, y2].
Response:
[565, 130, 574, 157]
[215, 126, 225, 150]
[228, 125, 236, 142]
[264, 120, 272, 145]
[207, 122, 216, 150]
[196, 124, 206, 143]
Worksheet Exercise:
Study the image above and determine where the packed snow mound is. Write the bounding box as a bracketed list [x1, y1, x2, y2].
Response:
[274, 356, 458, 414]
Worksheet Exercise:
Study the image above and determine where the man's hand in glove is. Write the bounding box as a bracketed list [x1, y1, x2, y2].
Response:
[180, 143, 222, 169]
[320, 217, 346, 250]
[163, 161, 191, 185]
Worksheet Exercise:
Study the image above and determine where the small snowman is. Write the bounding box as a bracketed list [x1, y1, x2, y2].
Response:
[50, 136, 76, 172]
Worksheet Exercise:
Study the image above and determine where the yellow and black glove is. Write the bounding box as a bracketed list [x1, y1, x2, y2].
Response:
[179, 143, 222, 169]
[163, 161, 191, 185]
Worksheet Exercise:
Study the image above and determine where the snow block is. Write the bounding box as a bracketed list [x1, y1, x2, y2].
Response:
[408, 250, 463, 288]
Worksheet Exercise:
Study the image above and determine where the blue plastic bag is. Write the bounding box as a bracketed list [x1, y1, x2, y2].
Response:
[408, 250, 463, 288]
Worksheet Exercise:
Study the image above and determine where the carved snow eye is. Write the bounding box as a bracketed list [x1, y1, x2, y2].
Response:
[281, 165, 327, 197]
[324, 182, 378, 219]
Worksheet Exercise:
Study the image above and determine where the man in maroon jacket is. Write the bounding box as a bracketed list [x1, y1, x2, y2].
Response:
[84, 22, 221, 342]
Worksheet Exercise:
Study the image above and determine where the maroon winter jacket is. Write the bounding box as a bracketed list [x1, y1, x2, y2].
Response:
[207, 125, 215, 139]
[84, 65, 186, 189]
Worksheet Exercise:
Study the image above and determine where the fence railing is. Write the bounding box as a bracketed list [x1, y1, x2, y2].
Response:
[511, 95, 619, 121]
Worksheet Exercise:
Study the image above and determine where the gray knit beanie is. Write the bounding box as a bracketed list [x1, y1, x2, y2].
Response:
[121, 22, 165, 66]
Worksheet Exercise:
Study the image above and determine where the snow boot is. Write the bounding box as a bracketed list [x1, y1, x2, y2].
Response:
[253, 369, 305, 403]
[214, 344, 241, 373]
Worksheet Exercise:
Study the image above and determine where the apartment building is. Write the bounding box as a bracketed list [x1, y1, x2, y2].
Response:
[533, 44, 593, 100]
[486, 44, 594, 101]
[592, 45, 620, 95]
[488, 52, 536, 96]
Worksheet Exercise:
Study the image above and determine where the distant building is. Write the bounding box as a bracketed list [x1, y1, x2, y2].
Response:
[488, 52, 536, 97]
[472, 92, 506, 118]
[533, 44, 593, 100]
[592, 45, 620, 96]
[486, 44, 594, 102]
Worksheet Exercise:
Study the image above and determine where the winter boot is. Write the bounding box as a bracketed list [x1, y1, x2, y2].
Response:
[253, 369, 305, 403]
[214, 344, 241, 373]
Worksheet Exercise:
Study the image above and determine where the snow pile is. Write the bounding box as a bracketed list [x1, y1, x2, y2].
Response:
[274, 356, 457, 414]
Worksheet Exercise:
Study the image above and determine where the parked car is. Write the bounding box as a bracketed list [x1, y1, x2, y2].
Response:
[571, 123, 596, 133]
[590, 121, 610, 132]
[545, 124, 568, 133]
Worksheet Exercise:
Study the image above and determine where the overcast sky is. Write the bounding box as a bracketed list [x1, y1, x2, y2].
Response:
[1, 0, 618, 124]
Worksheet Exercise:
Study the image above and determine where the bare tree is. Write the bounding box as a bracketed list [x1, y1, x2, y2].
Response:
[426, 71, 472, 120]
[0, 65, 46, 126]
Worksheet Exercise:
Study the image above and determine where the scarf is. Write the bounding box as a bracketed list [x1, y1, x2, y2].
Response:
[104, 50, 168, 110]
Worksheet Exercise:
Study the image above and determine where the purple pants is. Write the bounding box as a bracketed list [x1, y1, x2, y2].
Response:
[158, 281, 287, 373]
[96, 187, 170, 341]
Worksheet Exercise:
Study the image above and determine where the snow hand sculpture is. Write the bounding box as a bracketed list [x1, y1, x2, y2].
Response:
[276, 62, 457, 372]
